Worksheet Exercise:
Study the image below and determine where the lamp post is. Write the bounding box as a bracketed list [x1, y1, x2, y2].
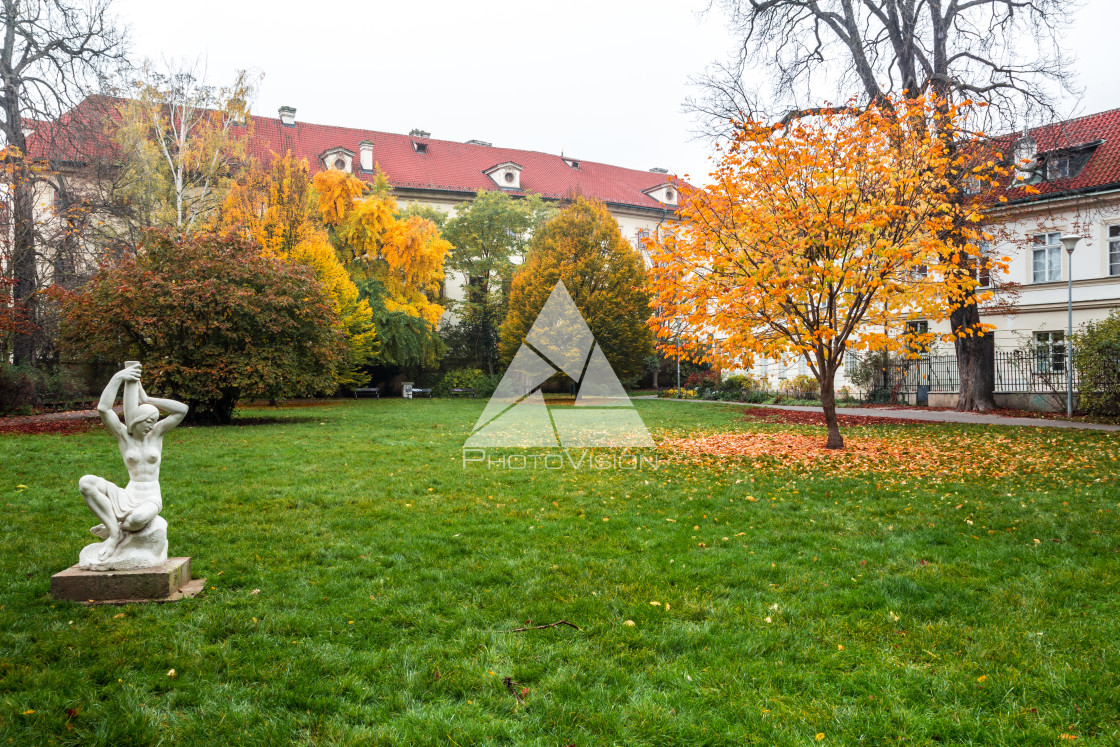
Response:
[1059, 235, 1081, 418]
[675, 323, 681, 399]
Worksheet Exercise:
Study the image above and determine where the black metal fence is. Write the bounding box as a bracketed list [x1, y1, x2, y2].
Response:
[865, 355, 958, 400]
[866, 351, 1088, 398]
[994, 349, 1082, 393]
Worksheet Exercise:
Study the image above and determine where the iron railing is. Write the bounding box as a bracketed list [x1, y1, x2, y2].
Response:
[863, 350, 1097, 396]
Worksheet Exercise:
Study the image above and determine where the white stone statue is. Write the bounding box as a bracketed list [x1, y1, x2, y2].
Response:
[77, 361, 188, 570]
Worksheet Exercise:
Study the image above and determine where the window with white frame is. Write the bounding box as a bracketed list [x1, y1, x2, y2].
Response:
[1031, 232, 1062, 282]
[976, 240, 991, 287]
[1109, 225, 1120, 276]
[1033, 331, 1066, 374]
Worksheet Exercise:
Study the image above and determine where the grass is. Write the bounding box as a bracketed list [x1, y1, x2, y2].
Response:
[1, 398, 1118, 745]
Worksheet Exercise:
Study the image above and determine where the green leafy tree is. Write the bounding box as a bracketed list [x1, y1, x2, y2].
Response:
[360, 277, 446, 372]
[441, 191, 553, 372]
[1074, 310, 1120, 416]
[397, 202, 449, 230]
[500, 197, 653, 383]
[56, 228, 345, 423]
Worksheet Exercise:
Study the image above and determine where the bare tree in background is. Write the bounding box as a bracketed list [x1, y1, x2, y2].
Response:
[0, 0, 127, 366]
[689, 0, 1082, 411]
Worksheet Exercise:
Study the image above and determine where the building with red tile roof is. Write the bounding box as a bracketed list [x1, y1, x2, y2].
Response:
[21, 96, 682, 242]
[242, 105, 682, 218]
[18, 96, 683, 308]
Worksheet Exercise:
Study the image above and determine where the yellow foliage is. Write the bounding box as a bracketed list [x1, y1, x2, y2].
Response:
[314, 168, 366, 227]
[217, 153, 378, 387]
[311, 169, 449, 327]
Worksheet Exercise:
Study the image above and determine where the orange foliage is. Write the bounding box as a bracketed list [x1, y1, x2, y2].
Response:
[661, 429, 1119, 482]
[648, 95, 1008, 447]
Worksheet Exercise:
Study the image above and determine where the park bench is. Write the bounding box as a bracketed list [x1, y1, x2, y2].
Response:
[410, 388, 433, 399]
[450, 388, 476, 398]
[354, 387, 380, 399]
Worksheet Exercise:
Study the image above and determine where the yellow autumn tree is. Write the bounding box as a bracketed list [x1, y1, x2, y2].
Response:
[313, 168, 449, 328]
[216, 152, 378, 388]
[649, 95, 1007, 449]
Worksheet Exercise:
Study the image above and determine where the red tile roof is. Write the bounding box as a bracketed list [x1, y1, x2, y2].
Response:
[23, 96, 681, 213]
[992, 106, 1120, 204]
[242, 111, 680, 211]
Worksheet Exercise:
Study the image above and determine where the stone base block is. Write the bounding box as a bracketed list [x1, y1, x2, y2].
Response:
[51, 557, 204, 604]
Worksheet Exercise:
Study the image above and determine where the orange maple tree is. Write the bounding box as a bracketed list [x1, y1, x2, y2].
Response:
[648, 95, 1006, 449]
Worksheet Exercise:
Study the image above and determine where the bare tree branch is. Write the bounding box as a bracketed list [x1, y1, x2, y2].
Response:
[689, 0, 1081, 139]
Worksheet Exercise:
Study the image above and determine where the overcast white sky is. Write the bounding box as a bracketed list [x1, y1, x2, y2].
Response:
[113, 0, 1120, 185]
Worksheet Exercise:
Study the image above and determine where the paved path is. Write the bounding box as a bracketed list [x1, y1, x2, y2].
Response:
[636, 397, 1120, 432]
[0, 406, 117, 426]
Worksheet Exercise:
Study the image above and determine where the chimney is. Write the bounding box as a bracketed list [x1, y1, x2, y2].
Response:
[278, 106, 296, 126]
[649, 167, 669, 174]
[359, 140, 374, 172]
[409, 128, 430, 139]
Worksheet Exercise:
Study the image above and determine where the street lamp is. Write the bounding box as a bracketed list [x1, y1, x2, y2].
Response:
[1059, 235, 1081, 418]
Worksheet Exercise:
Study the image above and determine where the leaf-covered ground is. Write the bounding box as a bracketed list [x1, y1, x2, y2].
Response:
[663, 426, 1120, 481]
[1, 399, 1117, 746]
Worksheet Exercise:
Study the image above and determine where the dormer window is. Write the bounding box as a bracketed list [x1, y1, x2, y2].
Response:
[484, 161, 523, 189]
[413, 141, 428, 153]
[1037, 142, 1101, 182]
[563, 157, 580, 169]
[1047, 156, 1071, 180]
[1013, 138, 1101, 187]
[320, 147, 355, 173]
[642, 182, 679, 206]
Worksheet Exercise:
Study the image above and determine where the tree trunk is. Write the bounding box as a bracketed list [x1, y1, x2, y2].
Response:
[952, 303, 996, 412]
[10, 157, 38, 367]
[820, 371, 844, 449]
[651, 362, 660, 390]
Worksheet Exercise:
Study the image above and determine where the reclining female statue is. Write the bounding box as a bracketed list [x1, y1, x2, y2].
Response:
[79, 362, 188, 565]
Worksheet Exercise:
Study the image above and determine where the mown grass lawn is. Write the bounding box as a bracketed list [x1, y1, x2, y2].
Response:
[1, 398, 1118, 746]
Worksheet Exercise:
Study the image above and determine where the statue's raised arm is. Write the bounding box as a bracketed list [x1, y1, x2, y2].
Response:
[95, 363, 137, 440]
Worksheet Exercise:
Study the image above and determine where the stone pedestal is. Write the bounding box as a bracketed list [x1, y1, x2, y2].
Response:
[51, 557, 204, 604]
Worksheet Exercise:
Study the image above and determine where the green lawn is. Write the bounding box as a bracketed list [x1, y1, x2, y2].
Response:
[1, 399, 1118, 746]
